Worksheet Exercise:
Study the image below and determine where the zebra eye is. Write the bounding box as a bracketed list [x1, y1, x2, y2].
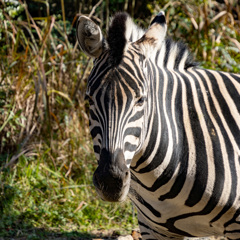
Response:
[136, 96, 146, 106]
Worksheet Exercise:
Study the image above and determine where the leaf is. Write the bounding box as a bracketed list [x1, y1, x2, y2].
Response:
[210, 11, 227, 24]
[48, 89, 73, 106]
[229, 38, 240, 52]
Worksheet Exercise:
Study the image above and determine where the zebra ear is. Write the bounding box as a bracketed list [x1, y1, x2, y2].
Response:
[135, 12, 167, 55]
[76, 16, 104, 58]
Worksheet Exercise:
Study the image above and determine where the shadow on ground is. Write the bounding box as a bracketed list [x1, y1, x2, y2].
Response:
[0, 212, 132, 240]
[0, 220, 93, 240]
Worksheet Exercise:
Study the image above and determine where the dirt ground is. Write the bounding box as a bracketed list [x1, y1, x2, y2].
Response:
[90, 229, 227, 240]
[0, 229, 227, 240]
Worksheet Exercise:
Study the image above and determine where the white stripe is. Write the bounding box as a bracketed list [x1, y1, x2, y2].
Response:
[208, 70, 240, 130]
[198, 69, 240, 155]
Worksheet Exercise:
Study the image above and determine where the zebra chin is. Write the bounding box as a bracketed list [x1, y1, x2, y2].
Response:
[93, 169, 131, 202]
[93, 177, 130, 202]
[93, 148, 131, 202]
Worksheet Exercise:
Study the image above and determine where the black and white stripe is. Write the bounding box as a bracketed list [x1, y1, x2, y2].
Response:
[77, 11, 240, 240]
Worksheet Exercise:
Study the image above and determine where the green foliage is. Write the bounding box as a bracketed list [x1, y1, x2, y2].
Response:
[1, 0, 25, 19]
[0, 0, 137, 238]
[157, 0, 240, 72]
[0, 145, 137, 237]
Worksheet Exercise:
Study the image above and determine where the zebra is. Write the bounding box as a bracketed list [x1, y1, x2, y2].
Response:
[76, 11, 240, 240]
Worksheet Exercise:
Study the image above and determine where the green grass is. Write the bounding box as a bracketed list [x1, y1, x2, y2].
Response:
[0, 147, 137, 239]
[0, 100, 137, 237]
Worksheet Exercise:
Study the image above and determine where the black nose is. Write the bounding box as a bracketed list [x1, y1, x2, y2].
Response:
[93, 148, 130, 202]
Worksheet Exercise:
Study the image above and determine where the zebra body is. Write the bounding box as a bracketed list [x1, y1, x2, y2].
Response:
[77, 12, 240, 239]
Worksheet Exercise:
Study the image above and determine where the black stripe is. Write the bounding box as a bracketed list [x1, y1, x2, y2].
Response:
[128, 110, 144, 122]
[220, 72, 240, 113]
[206, 70, 239, 146]
[131, 61, 158, 170]
[122, 54, 145, 86]
[138, 220, 161, 235]
[174, 43, 187, 69]
[156, 71, 186, 199]
[131, 188, 161, 217]
[164, 39, 172, 68]
[210, 137, 236, 224]
[224, 208, 240, 232]
[183, 71, 208, 207]
[124, 142, 138, 152]
[90, 126, 102, 139]
[89, 108, 99, 122]
[93, 145, 101, 154]
[124, 127, 141, 139]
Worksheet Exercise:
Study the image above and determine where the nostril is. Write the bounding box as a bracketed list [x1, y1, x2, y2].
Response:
[124, 170, 130, 182]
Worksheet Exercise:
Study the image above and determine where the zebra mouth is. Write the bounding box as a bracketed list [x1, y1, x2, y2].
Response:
[93, 148, 131, 202]
[93, 168, 131, 202]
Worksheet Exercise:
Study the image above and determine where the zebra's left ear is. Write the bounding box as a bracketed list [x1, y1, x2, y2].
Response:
[135, 12, 167, 56]
[76, 15, 104, 58]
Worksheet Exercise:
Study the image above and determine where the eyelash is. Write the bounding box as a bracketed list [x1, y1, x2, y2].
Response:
[136, 96, 146, 106]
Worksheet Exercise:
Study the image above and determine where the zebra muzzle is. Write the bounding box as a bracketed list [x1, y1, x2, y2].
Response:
[93, 148, 131, 202]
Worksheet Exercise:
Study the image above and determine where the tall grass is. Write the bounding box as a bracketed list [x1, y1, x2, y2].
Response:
[0, 0, 137, 238]
[151, 0, 240, 72]
[0, 0, 239, 239]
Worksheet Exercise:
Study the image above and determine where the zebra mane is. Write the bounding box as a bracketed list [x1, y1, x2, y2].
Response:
[107, 12, 144, 66]
[107, 12, 197, 69]
[161, 38, 198, 69]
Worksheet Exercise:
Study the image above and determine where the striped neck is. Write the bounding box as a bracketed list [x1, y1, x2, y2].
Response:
[154, 38, 198, 71]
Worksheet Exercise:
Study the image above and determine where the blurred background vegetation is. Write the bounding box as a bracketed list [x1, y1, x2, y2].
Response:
[0, 0, 239, 239]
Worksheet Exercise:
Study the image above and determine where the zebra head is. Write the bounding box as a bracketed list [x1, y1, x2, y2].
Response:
[77, 12, 167, 202]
